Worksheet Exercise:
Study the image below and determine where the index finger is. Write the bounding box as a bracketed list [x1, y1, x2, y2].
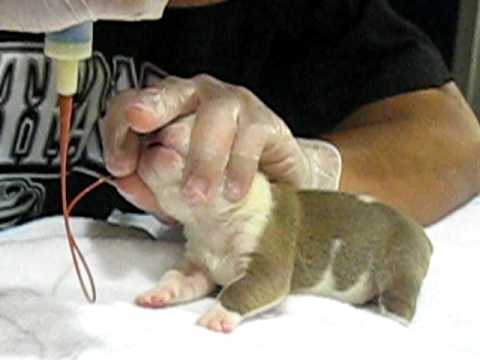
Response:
[126, 76, 200, 134]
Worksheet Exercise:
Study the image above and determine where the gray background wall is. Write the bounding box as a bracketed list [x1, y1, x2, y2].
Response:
[389, 0, 480, 116]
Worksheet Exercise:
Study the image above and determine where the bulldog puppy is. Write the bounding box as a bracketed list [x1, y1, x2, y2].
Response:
[134, 115, 433, 333]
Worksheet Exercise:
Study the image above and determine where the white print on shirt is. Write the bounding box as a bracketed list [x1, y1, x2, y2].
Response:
[0, 42, 168, 228]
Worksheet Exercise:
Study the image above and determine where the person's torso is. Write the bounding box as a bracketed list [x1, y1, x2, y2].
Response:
[0, 0, 331, 228]
[0, 0, 443, 228]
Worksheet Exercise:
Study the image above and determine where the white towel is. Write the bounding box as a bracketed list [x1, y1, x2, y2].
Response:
[0, 197, 479, 360]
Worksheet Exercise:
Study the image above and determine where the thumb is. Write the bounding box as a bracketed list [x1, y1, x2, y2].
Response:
[114, 175, 177, 225]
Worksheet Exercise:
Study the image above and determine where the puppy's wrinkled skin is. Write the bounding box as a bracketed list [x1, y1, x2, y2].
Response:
[135, 115, 433, 333]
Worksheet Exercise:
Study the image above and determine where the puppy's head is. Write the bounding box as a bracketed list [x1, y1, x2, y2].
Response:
[138, 115, 195, 223]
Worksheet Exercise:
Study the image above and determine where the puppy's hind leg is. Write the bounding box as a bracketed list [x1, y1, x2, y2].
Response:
[378, 274, 422, 325]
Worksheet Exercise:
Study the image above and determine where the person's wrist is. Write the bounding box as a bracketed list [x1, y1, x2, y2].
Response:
[88, 0, 168, 21]
[297, 138, 342, 191]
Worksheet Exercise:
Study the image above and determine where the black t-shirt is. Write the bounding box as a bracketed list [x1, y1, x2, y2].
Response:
[0, 0, 451, 229]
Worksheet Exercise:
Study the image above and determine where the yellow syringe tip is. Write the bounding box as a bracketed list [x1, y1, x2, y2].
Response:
[56, 60, 79, 96]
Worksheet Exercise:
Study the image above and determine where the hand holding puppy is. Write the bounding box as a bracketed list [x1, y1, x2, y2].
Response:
[102, 74, 342, 220]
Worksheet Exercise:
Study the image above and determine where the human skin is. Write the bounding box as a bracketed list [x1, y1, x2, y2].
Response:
[323, 82, 480, 225]
[104, 1, 480, 226]
[104, 75, 480, 227]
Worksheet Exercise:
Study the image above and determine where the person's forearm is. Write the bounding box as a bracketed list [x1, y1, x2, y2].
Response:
[321, 84, 480, 226]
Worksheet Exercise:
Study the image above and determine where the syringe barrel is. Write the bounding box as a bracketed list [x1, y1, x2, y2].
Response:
[45, 22, 93, 60]
[44, 22, 93, 96]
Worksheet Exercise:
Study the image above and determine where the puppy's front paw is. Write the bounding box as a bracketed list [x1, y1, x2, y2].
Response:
[135, 286, 178, 308]
[135, 270, 185, 308]
[197, 302, 243, 333]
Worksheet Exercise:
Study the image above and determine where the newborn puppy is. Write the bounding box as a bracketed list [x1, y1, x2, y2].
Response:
[135, 115, 433, 333]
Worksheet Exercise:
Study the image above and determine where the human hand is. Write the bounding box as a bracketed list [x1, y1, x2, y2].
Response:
[0, 0, 169, 33]
[102, 75, 342, 219]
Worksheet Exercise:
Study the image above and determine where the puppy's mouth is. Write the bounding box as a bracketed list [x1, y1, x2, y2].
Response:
[143, 132, 181, 154]
[146, 139, 165, 148]
[144, 132, 166, 148]
[141, 130, 185, 172]
[142, 124, 190, 156]
[144, 141, 183, 165]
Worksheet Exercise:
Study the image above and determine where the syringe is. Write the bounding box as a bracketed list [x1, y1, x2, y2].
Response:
[44, 22, 93, 95]
[44, 22, 98, 303]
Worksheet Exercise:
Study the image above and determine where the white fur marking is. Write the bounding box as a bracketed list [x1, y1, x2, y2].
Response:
[331, 238, 343, 256]
[357, 194, 377, 204]
[305, 267, 372, 304]
[379, 304, 411, 326]
[185, 173, 274, 286]
[301, 238, 372, 304]
[219, 292, 287, 321]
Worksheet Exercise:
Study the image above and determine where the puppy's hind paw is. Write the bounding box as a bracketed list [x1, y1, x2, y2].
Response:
[197, 302, 243, 334]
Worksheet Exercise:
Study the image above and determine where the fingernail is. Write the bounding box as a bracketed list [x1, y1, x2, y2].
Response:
[183, 176, 209, 206]
[126, 89, 163, 115]
[127, 102, 157, 116]
[225, 180, 242, 202]
[117, 189, 136, 203]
